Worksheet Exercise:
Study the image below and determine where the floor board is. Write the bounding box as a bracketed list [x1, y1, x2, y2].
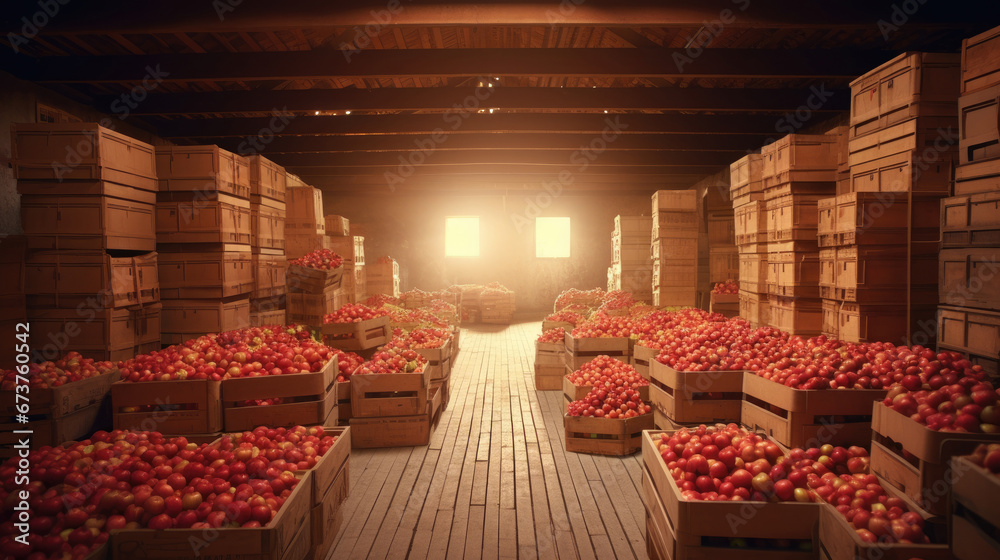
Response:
[325, 321, 648, 560]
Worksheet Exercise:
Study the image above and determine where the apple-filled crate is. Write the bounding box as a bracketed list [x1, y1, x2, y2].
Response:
[870, 402, 1000, 517]
[322, 315, 391, 351]
[642, 429, 820, 560]
[631, 344, 657, 380]
[741, 372, 887, 449]
[0, 355, 120, 458]
[563, 357, 654, 456]
[563, 363, 650, 405]
[350, 384, 441, 449]
[563, 331, 629, 371]
[285, 249, 346, 326]
[221, 356, 339, 432]
[112, 378, 224, 436]
[649, 360, 743, 425]
[950, 448, 1000, 560]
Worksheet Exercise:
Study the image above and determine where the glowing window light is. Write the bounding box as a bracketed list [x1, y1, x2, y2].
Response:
[445, 216, 480, 257]
[536, 217, 571, 258]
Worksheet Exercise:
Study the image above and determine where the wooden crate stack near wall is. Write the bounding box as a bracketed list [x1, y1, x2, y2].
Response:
[827, 52, 962, 344]
[938, 28, 1000, 375]
[154, 145, 253, 344]
[248, 155, 287, 326]
[611, 215, 653, 303]
[732, 154, 770, 327]
[12, 123, 163, 361]
[650, 190, 700, 307]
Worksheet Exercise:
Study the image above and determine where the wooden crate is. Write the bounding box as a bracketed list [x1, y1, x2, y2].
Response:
[631, 345, 658, 380]
[738, 252, 768, 294]
[285, 232, 331, 260]
[563, 333, 629, 370]
[563, 375, 649, 404]
[962, 24, 1000, 94]
[287, 288, 348, 327]
[286, 264, 345, 294]
[652, 190, 699, 212]
[652, 287, 698, 308]
[741, 373, 885, 449]
[536, 340, 564, 364]
[871, 402, 1000, 516]
[248, 154, 287, 203]
[955, 157, 1000, 195]
[821, 298, 840, 339]
[156, 145, 251, 199]
[708, 248, 738, 284]
[765, 193, 828, 242]
[534, 363, 563, 391]
[834, 245, 938, 303]
[816, 196, 838, 247]
[938, 306, 1000, 364]
[762, 133, 841, 187]
[25, 250, 159, 309]
[286, 185, 325, 235]
[324, 215, 351, 237]
[20, 192, 156, 252]
[838, 302, 938, 343]
[729, 154, 764, 199]
[707, 212, 735, 246]
[848, 149, 954, 195]
[11, 123, 157, 189]
[160, 298, 249, 344]
[350, 365, 432, 418]
[0, 402, 103, 458]
[250, 305, 286, 327]
[766, 243, 821, 299]
[251, 250, 287, 299]
[337, 381, 352, 422]
[940, 190, 1000, 248]
[734, 200, 768, 246]
[28, 305, 162, 362]
[950, 455, 1000, 560]
[817, 490, 950, 560]
[541, 320, 574, 332]
[564, 413, 653, 456]
[349, 398, 436, 448]
[158, 248, 253, 299]
[709, 293, 738, 317]
[222, 359, 337, 431]
[0, 367, 120, 419]
[818, 248, 838, 291]
[251, 197, 286, 251]
[961, 85, 1000, 165]
[112, 473, 311, 560]
[768, 295, 823, 337]
[321, 315, 391, 351]
[849, 52, 961, 138]
[653, 261, 698, 289]
[848, 116, 959, 168]
[112, 379, 223, 434]
[834, 191, 941, 246]
[642, 431, 820, 560]
[649, 361, 742, 424]
[939, 247, 1000, 310]
[738, 290, 770, 327]
[329, 235, 365, 266]
[614, 214, 654, 237]
[155, 191, 252, 245]
[651, 213, 699, 240]
[307, 457, 350, 560]
[416, 339, 452, 380]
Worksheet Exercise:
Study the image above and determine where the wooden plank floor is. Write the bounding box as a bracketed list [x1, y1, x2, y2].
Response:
[327, 321, 650, 560]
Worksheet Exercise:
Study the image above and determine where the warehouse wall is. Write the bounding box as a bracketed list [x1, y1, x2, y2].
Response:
[325, 189, 653, 312]
[0, 70, 164, 236]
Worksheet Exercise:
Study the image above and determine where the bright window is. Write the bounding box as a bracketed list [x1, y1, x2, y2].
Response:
[445, 216, 480, 257]
[536, 217, 571, 258]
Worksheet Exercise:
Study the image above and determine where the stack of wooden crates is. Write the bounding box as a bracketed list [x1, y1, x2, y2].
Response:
[330, 232, 366, 303]
[650, 190, 700, 307]
[762, 127, 844, 336]
[703, 173, 738, 295]
[939, 28, 1000, 376]
[248, 156, 287, 326]
[154, 145, 253, 343]
[13, 123, 163, 359]
[820, 52, 961, 343]
[610, 215, 653, 302]
[367, 257, 400, 297]
[732, 154, 770, 327]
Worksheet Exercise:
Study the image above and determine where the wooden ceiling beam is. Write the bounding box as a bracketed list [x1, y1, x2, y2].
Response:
[1, 1, 988, 32]
[156, 113, 795, 137]
[272, 149, 740, 168]
[96, 86, 848, 115]
[21, 48, 896, 82]
[290, 163, 722, 178]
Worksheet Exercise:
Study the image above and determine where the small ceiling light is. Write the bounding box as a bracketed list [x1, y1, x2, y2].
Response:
[488, 83, 493, 88]
[478, 81, 483, 87]
[314, 111, 320, 115]
[345, 110, 351, 115]
[604, 110, 608, 113]
[489, 108, 494, 114]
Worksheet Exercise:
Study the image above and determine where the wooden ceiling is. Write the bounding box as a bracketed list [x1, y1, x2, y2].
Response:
[2, 0, 997, 193]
